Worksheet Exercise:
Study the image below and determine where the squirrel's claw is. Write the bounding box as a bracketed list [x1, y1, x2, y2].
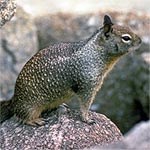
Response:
[26, 118, 46, 127]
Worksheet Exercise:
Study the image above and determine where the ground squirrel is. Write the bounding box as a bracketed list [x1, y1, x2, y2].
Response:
[0, 15, 141, 126]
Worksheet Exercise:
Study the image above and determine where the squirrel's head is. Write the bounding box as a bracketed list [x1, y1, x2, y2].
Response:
[98, 15, 142, 56]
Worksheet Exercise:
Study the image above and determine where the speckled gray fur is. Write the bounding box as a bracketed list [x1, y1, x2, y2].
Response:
[0, 15, 141, 125]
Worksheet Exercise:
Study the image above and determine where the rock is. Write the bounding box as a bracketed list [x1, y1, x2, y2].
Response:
[0, 7, 38, 100]
[35, 13, 101, 49]
[0, 0, 16, 27]
[0, 108, 122, 150]
[124, 120, 150, 149]
[87, 121, 150, 149]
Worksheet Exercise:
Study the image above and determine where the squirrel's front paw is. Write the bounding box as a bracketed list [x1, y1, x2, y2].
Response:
[81, 112, 96, 125]
[82, 118, 96, 125]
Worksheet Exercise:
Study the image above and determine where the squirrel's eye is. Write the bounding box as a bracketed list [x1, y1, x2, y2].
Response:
[121, 34, 132, 43]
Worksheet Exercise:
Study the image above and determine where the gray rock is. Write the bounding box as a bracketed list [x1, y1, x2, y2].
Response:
[0, 108, 122, 150]
[87, 121, 150, 150]
[124, 120, 150, 149]
[0, 7, 38, 100]
[0, 0, 16, 27]
[34, 13, 102, 49]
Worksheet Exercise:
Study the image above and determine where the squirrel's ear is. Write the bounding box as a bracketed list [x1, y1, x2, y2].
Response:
[103, 15, 113, 37]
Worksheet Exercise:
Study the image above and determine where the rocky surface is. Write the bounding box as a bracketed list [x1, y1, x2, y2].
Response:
[87, 120, 150, 149]
[0, 7, 38, 100]
[0, 107, 122, 150]
[0, 0, 16, 27]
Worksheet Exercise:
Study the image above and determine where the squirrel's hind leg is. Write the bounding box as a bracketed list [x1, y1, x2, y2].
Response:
[22, 106, 46, 126]
[25, 118, 45, 126]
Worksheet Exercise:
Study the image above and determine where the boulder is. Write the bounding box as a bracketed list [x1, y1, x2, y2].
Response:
[0, 0, 16, 27]
[0, 107, 122, 150]
[87, 120, 150, 149]
[35, 13, 101, 49]
[0, 7, 38, 100]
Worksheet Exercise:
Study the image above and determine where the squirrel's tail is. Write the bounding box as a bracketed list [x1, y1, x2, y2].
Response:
[0, 98, 14, 123]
